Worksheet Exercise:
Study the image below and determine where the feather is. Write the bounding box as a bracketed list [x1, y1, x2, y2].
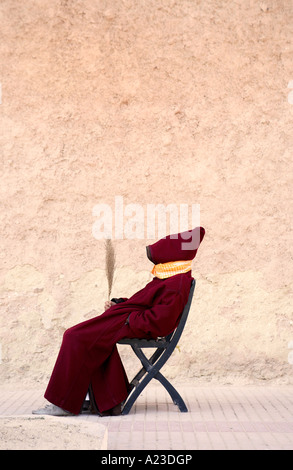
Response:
[105, 238, 116, 300]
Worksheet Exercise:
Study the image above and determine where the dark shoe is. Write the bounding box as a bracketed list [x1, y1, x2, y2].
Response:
[88, 384, 117, 417]
[87, 384, 122, 416]
[110, 403, 122, 416]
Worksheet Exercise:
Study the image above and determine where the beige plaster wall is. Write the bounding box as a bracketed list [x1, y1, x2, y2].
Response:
[0, 0, 292, 388]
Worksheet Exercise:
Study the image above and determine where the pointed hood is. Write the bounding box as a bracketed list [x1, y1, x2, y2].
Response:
[146, 226, 205, 264]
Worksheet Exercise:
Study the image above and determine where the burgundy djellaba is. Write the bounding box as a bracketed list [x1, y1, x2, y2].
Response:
[43, 227, 205, 415]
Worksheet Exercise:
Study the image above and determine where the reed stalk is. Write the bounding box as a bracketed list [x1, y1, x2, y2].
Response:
[105, 238, 116, 300]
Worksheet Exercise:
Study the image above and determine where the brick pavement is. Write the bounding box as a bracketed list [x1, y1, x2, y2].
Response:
[1, 384, 292, 450]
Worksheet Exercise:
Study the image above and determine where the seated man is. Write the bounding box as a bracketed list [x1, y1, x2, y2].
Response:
[33, 226, 205, 416]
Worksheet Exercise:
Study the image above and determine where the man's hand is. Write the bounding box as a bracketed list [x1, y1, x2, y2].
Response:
[104, 300, 115, 310]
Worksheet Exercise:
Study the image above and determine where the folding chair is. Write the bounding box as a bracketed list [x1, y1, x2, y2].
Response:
[118, 278, 196, 415]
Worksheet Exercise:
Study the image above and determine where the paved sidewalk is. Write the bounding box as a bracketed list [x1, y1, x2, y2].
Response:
[1, 384, 293, 450]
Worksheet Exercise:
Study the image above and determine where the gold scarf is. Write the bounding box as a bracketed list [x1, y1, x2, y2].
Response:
[151, 260, 192, 279]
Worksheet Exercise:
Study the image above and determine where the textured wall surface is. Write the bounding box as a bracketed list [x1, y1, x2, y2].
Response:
[0, 0, 292, 388]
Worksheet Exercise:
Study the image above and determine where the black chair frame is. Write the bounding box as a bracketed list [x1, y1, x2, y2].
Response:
[118, 279, 196, 415]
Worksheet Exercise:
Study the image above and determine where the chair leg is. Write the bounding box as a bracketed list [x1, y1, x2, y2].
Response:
[122, 343, 189, 414]
[122, 371, 154, 415]
[122, 369, 188, 415]
[155, 372, 188, 412]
